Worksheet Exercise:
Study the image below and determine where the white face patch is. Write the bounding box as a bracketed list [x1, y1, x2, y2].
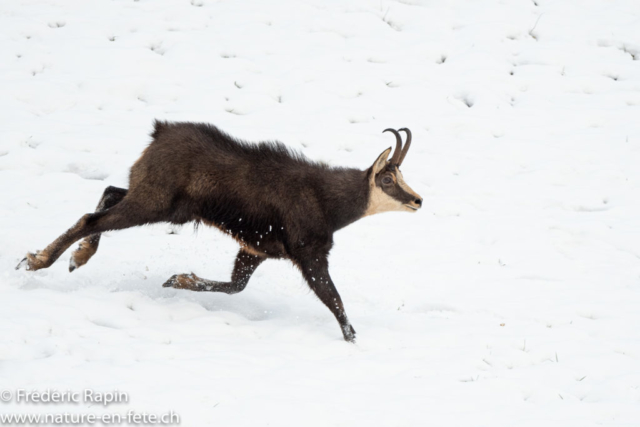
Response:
[363, 165, 420, 217]
[363, 185, 407, 217]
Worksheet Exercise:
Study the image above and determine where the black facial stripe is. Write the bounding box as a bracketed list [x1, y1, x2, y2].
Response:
[376, 173, 414, 205]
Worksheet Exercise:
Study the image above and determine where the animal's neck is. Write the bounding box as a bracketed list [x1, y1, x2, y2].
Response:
[321, 167, 370, 232]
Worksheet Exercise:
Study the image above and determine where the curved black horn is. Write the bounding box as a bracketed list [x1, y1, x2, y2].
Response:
[397, 128, 412, 166]
[383, 128, 403, 165]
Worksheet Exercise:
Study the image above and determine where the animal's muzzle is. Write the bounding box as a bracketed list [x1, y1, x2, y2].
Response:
[406, 197, 423, 210]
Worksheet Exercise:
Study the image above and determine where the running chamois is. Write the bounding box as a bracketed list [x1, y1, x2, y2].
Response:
[17, 121, 422, 342]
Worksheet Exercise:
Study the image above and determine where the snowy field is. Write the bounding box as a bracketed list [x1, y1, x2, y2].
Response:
[1, 0, 640, 425]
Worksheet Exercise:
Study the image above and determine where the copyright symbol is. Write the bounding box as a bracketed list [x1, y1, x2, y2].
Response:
[0, 390, 11, 402]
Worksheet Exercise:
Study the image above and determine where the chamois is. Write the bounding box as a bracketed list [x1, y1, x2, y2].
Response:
[17, 121, 422, 342]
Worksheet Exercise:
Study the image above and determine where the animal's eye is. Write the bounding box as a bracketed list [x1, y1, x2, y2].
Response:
[382, 176, 393, 185]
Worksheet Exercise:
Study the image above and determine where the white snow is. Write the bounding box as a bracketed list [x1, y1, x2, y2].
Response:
[1, 0, 640, 425]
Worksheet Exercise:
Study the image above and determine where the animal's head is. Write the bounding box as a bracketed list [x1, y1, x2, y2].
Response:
[365, 128, 423, 216]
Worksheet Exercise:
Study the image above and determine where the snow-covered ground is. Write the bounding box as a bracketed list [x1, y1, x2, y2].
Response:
[1, 0, 639, 425]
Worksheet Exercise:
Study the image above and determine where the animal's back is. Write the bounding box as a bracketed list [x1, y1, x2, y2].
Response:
[131, 120, 310, 190]
[147, 120, 309, 165]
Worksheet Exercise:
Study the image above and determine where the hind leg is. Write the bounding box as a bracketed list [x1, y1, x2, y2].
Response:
[16, 198, 158, 272]
[69, 186, 127, 272]
[163, 249, 265, 294]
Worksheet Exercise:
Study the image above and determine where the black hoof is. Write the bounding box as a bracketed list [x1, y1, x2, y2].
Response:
[162, 274, 178, 288]
[15, 257, 28, 270]
[342, 324, 356, 343]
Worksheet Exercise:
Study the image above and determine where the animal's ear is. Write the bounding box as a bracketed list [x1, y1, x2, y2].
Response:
[371, 147, 392, 177]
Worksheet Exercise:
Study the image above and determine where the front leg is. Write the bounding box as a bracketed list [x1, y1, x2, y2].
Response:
[163, 249, 264, 294]
[295, 253, 356, 343]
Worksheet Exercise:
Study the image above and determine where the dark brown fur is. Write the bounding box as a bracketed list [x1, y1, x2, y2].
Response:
[17, 121, 422, 342]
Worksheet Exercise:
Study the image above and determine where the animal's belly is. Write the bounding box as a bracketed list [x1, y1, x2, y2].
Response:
[199, 218, 286, 259]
